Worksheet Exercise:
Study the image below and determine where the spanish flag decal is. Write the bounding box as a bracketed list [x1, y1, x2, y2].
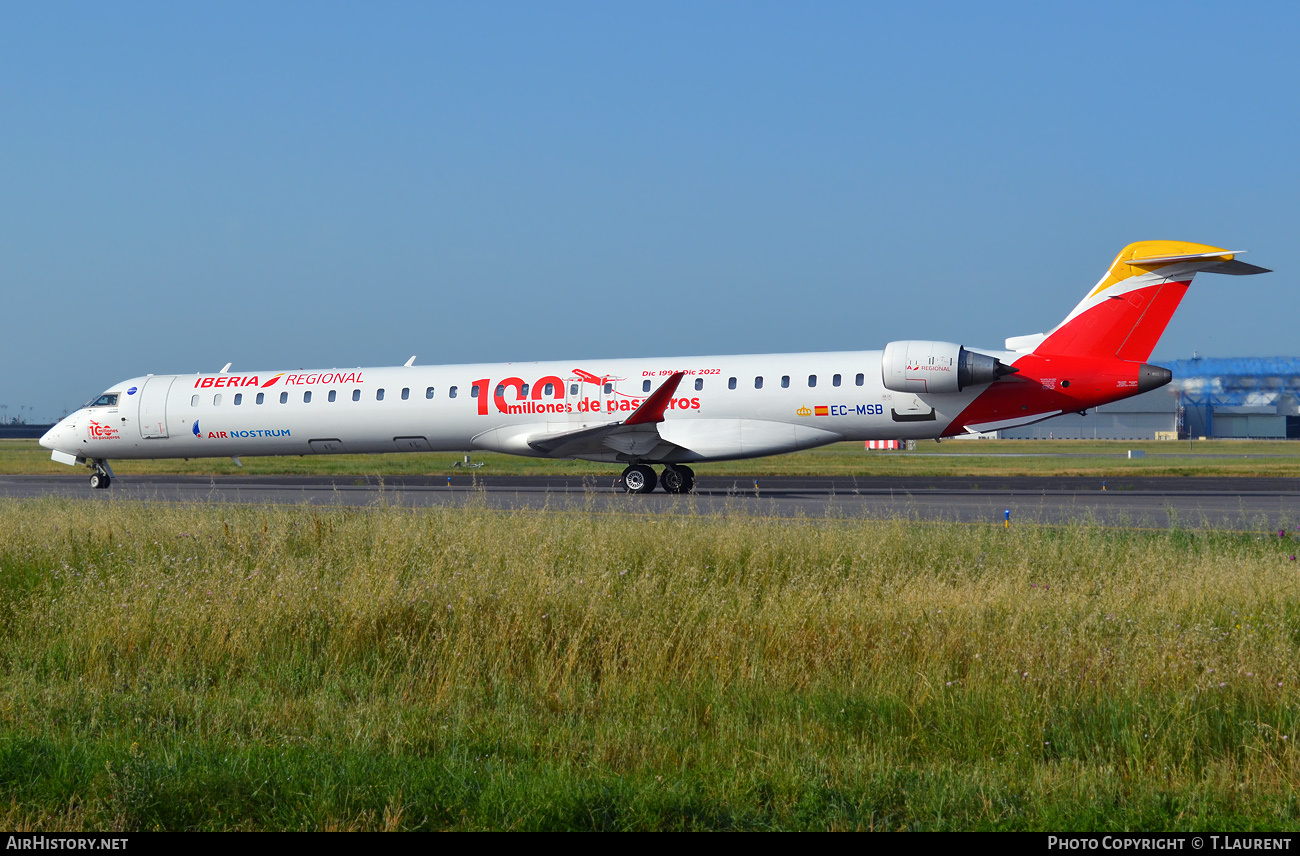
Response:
[814, 406, 829, 416]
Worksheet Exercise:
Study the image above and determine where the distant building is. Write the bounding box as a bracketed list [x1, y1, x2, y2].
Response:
[997, 388, 1178, 440]
[0, 424, 55, 439]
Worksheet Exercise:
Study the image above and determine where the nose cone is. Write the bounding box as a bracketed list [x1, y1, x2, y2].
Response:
[38, 423, 59, 449]
[40, 416, 75, 451]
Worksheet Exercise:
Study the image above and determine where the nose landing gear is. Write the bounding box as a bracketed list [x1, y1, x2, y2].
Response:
[88, 459, 113, 489]
[618, 464, 695, 494]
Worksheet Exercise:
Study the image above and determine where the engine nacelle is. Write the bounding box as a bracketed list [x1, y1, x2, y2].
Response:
[881, 340, 1015, 394]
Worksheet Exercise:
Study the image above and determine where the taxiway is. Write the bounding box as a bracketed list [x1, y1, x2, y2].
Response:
[2, 474, 1298, 529]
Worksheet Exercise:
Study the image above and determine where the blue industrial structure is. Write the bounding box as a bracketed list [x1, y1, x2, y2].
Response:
[1158, 357, 1300, 439]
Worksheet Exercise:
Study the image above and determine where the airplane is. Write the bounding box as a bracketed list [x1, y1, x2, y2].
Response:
[40, 240, 1269, 492]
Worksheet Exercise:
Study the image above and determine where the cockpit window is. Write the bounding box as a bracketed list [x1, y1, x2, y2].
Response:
[85, 393, 119, 408]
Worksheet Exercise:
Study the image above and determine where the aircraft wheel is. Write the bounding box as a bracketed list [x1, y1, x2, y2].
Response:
[661, 465, 695, 494]
[89, 473, 106, 489]
[621, 464, 657, 494]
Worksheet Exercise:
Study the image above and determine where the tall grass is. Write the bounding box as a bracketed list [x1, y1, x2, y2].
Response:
[3, 498, 1300, 829]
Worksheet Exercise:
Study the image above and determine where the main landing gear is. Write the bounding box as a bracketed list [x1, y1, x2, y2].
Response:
[619, 464, 695, 495]
[658, 465, 694, 494]
[88, 459, 113, 490]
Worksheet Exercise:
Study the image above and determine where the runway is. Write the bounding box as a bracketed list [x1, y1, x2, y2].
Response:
[3, 473, 1299, 529]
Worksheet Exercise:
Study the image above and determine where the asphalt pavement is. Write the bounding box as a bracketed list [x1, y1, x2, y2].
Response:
[3, 473, 1298, 529]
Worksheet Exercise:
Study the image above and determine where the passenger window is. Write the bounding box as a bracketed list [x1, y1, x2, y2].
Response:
[449, 386, 458, 398]
[781, 376, 790, 388]
[570, 384, 578, 396]
[279, 392, 288, 404]
[643, 380, 651, 393]
[855, 373, 864, 386]
[234, 393, 242, 405]
[833, 374, 841, 387]
[303, 391, 311, 403]
[191, 394, 199, 407]
[352, 389, 361, 402]
[377, 389, 385, 401]
[521, 383, 529, 397]
[695, 378, 703, 391]
[256, 393, 265, 405]
[495, 384, 504, 397]
[728, 377, 737, 390]
[328, 390, 337, 402]
[808, 375, 817, 388]
[471, 385, 479, 398]
[426, 387, 435, 399]
[603, 383, 612, 394]
[755, 376, 763, 389]
[213, 394, 222, 406]
[401, 387, 410, 400]
[544, 383, 555, 396]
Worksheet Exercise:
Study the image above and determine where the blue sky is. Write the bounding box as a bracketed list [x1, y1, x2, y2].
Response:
[3, 2, 1296, 420]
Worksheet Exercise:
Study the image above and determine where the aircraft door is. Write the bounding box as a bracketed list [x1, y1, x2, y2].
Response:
[564, 374, 606, 429]
[137, 376, 175, 438]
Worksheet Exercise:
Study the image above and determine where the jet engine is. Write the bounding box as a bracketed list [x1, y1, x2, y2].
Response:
[881, 341, 1017, 394]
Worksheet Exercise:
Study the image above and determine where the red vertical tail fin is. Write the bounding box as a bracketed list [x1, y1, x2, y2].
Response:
[1031, 241, 1268, 360]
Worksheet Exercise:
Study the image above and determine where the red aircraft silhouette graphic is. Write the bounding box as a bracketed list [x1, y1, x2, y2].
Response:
[572, 368, 623, 387]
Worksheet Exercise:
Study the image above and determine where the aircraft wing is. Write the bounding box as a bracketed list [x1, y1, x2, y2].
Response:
[527, 372, 686, 458]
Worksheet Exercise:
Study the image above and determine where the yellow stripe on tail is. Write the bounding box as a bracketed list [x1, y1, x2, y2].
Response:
[1086, 240, 1235, 299]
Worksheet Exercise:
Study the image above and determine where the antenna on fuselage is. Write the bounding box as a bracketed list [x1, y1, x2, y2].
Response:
[219, 362, 232, 374]
[404, 356, 417, 366]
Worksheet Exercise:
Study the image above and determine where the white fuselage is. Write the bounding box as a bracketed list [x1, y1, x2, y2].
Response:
[42, 239, 1261, 484]
[43, 350, 997, 465]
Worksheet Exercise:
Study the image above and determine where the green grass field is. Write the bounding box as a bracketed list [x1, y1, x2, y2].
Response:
[8, 437, 1300, 479]
[4, 499, 1300, 829]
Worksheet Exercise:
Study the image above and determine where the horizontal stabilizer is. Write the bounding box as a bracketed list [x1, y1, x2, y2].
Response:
[1202, 259, 1271, 276]
[1124, 251, 1270, 276]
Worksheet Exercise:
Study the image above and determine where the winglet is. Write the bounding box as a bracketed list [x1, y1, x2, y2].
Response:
[624, 372, 685, 425]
